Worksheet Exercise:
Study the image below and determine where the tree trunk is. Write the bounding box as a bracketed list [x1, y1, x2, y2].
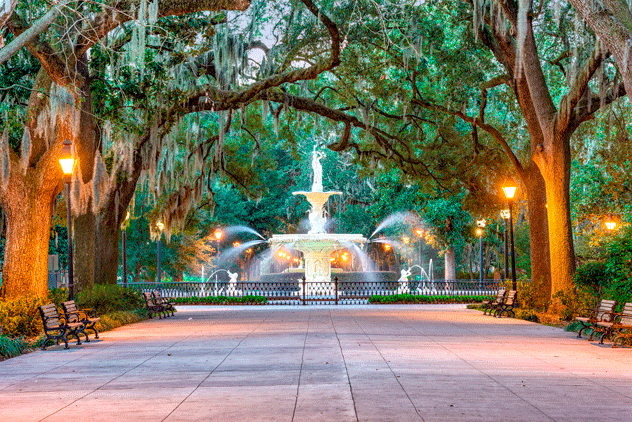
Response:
[0, 70, 67, 299]
[523, 162, 551, 303]
[1, 185, 56, 298]
[444, 245, 456, 280]
[72, 55, 97, 292]
[94, 212, 120, 285]
[536, 132, 576, 300]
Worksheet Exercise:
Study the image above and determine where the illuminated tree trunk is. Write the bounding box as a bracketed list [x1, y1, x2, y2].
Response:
[535, 131, 576, 301]
[524, 163, 551, 303]
[1, 180, 57, 299]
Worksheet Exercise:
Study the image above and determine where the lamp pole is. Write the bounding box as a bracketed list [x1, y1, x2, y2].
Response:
[415, 229, 424, 281]
[500, 210, 510, 280]
[65, 181, 74, 299]
[122, 211, 130, 288]
[502, 181, 518, 291]
[476, 219, 486, 288]
[59, 139, 76, 300]
[509, 202, 516, 290]
[156, 222, 164, 284]
[214, 227, 223, 283]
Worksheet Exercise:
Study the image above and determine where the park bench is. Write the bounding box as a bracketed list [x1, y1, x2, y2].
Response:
[482, 288, 506, 316]
[595, 302, 632, 348]
[152, 291, 175, 317]
[574, 299, 617, 339]
[495, 290, 518, 318]
[61, 300, 101, 340]
[143, 292, 165, 319]
[38, 304, 85, 350]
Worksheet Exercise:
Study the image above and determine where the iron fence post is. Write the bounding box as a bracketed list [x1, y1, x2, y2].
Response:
[334, 277, 339, 305]
[302, 276, 306, 306]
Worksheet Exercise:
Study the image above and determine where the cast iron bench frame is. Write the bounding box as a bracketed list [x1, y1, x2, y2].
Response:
[38, 304, 86, 350]
[482, 288, 506, 316]
[151, 291, 175, 317]
[495, 290, 518, 318]
[574, 299, 617, 339]
[61, 300, 101, 340]
[596, 302, 632, 347]
[143, 292, 165, 319]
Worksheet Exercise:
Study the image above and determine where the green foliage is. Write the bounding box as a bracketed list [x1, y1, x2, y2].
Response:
[552, 288, 597, 321]
[76, 285, 144, 315]
[602, 226, 632, 307]
[94, 310, 146, 332]
[172, 295, 267, 305]
[0, 336, 30, 359]
[574, 262, 609, 295]
[368, 294, 492, 304]
[0, 296, 45, 338]
[516, 309, 539, 323]
[48, 288, 69, 307]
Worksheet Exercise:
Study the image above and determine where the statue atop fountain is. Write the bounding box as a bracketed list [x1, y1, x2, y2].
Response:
[293, 147, 341, 235]
[311, 147, 325, 192]
[270, 146, 367, 292]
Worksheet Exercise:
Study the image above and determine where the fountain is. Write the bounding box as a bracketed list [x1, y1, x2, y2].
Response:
[269, 148, 367, 291]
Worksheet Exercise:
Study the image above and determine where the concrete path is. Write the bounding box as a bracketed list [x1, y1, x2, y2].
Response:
[1, 305, 631, 422]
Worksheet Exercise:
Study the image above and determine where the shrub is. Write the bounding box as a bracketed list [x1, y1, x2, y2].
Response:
[574, 261, 610, 292]
[94, 310, 146, 332]
[368, 294, 493, 304]
[0, 296, 46, 337]
[516, 309, 539, 323]
[0, 335, 30, 359]
[172, 295, 267, 305]
[76, 284, 143, 314]
[48, 288, 69, 307]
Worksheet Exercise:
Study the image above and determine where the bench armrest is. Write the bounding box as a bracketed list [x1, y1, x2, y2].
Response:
[575, 308, 596, 319]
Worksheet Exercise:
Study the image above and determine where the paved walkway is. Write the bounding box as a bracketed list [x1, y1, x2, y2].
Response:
[1, 305, 631, 422]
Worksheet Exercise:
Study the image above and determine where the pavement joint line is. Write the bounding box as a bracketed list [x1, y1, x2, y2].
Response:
[38, 326, 205, 422]
[432, 310, 632, 402]
[345, 309, 426, 421]
[393, 311, 559, 422]
[161, 308, 270, 422]
[0, 335, 124, 393]
[328, 309, 359, 422]
[291, 308, 312, 422]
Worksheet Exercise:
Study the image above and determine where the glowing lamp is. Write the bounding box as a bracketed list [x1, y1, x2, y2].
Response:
[214, 228, 223, 241]
[500, 209, 510, 220]
[605, 215, 617, 231]
[475, 227, 483, 237]
[59, 139, 76, 176]
[156, 221, 164, 232]
[502, 179, 517, 199]
[415, 229, 423, 238]
[384, 244, 391, 251]
[233, 241, 241, 248]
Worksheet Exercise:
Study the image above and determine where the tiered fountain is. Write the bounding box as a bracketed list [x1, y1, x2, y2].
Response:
[269, 148, 367, 291]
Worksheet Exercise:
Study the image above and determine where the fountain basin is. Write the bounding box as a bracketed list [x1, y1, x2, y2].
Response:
[270, 233, 367, 283]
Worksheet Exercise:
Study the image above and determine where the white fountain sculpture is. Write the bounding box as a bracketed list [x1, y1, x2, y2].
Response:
[269, 148, 367, 294]
[396, 268, 412, 294]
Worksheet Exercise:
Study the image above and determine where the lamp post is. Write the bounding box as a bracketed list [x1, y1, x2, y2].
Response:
[476, 219, 486, 287]
[415, 229, 424, 276]
[500, 209, 510, 280]
[59, 139, 76, 299]
[214, 227, 223, 282]
[121, 211, 130, 288]
[502, 180, 518, 290]
[156, 221, 164, 284]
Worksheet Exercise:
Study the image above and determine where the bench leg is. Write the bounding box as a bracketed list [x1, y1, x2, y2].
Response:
[577, 323, 589, 338]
